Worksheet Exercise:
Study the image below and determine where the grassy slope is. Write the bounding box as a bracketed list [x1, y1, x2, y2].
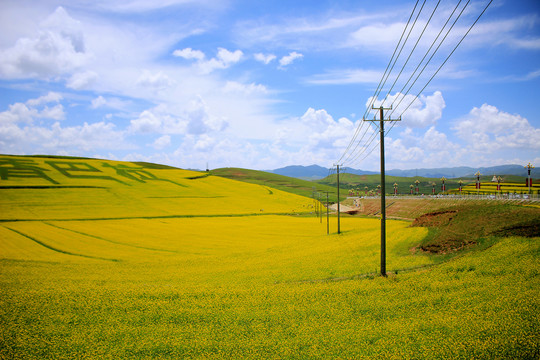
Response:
[0, 155, 539, 358]
[211, 167, 341, 202]
[0, 155, 314, 220]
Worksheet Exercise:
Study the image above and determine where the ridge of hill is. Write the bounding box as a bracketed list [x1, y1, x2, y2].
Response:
[211, 167, 340, 202]
[0, 155, 313, 220]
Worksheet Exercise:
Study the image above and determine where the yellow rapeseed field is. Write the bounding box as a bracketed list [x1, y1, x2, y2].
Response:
[0, 155, 538, 358]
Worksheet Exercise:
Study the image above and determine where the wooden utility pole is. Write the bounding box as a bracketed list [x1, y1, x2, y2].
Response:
[364, 106, 400, 277]
[334, 164, 342, 234]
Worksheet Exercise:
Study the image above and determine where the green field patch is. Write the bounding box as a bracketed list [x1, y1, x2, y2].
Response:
[102, 163, 187, 187]
[45, 160, 127, 184]
[0, 157, 59, 184]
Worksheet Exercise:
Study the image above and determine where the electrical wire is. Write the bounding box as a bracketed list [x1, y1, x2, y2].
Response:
[338, 0, 492, 170]
[386, 0, 493, 138]
[379, 0, 441, 111]
[337, 0, 421, 164]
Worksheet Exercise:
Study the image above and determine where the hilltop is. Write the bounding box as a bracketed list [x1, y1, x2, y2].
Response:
[0, 155, 313, 220]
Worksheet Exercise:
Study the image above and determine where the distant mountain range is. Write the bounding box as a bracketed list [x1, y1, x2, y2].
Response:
[268, 164, 540, 180]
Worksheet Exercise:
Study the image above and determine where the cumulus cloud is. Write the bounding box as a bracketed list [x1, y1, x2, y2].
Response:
[254, 53, 276, 64]
[0, 96, 130, 155]
[0, 92, 65, 124]
[172, 47, 243, 74]
[279, 51, 303, 68]
[172, 47, 205, 60]
[368, 91, 446, 128]
[0, 7, 90, 79]
[129, 99, 228, 136]
[198, 48, 243, 74]
[453, 104, 540, 150]
[299, 108, 357, 150]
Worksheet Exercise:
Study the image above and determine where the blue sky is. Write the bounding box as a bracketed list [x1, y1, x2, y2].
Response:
[0, 0, 539, 171]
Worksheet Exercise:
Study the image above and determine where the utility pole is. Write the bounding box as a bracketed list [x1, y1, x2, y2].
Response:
[317, 192, 322, 224]
[364, 106, 400, 277]
[333, 164, 342, 234]
[322, 191, 330, 234]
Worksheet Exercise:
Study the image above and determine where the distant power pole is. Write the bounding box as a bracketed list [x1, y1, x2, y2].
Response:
[364, 106, 401, 277]
[333, 164, 342, 234]
[322, 191, 330, 234]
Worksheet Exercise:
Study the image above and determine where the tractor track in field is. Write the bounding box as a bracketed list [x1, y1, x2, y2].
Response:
[43, 222, 178, 253]
[2, 226, 120, 262]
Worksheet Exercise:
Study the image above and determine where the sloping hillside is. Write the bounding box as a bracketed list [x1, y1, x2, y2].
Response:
[0, 155, 314, 220]
[211, 167, 340, 202]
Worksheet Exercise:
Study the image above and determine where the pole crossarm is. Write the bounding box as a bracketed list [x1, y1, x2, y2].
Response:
[362, 105, 401, 277]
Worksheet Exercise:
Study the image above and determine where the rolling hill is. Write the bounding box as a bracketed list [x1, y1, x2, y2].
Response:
[0, 154, 538, 359]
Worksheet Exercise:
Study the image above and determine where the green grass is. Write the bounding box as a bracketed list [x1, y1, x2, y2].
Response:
[211, 167, 341, 202]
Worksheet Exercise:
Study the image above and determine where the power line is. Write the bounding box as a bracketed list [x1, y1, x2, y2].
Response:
[386, 0, 493, 138]
[385, 0, 465, 114]
[341, 0, 493, 167]
[379, 0, 441, 110]
[338, 0, 421, 164]
[386, 0, 471, 119]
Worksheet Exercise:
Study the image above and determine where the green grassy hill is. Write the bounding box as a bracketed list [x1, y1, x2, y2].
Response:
[211, 167, 341, 202]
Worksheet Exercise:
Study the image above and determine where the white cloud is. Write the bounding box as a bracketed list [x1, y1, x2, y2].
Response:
[223, 81, 268, 95]
[172, 47, 205, 60]
[0, 7, 90, 79]
[368, 91, 446, 128]
[90, 96, 133, 111]
[301, 108, 335, 129]
[254, 53, 276, 64]
[0, 93, 65, 124]
[453, 104, 540, 150]
[198, 48, 243, 74]
[153, 135, 171, 150]
[136, 70, 175, 90]
[279, 51, 303, 68]
[26, 92, 63, 106]
[91, 96, 107, 109]
[129, 109, 169, 133]
[129, 99, 228, 136]
[348, 22, 408, 49]
[307, 68, 382, 85]
[66, 70, 98, 89]
[0, 95, 133, 156]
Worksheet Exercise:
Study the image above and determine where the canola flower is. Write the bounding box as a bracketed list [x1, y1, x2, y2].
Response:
[0, 156, 538, 359]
